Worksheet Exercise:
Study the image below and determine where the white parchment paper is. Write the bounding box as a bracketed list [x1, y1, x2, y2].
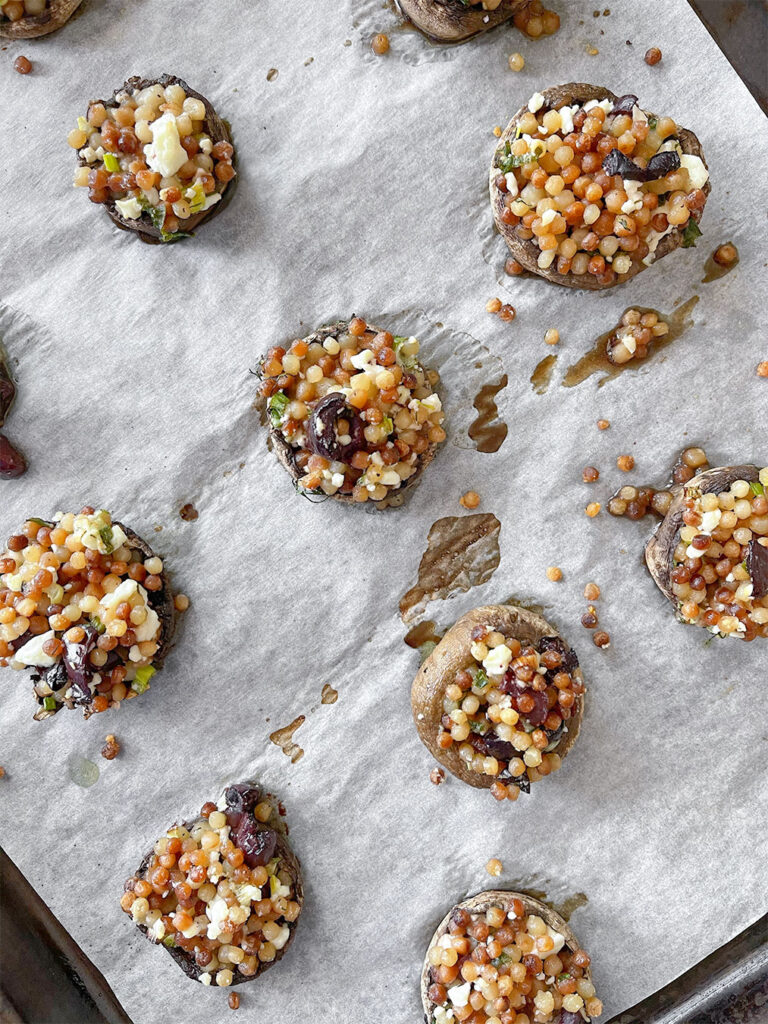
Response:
[1, 1, 767, 1021]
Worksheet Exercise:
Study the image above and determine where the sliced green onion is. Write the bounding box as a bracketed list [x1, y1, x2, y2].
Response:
[77, 117, 90, 133]
[749, 481, 765, 496]
[43, 696, 57, 710]
[681, 219, 703, 248]
[102, 153, 120, 173]
[132, 665, 156, 694]
[267, 390, 290, 427]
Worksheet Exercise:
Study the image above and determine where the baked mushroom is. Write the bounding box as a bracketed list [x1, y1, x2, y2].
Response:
[422, 890, 602, 1023]
[490, 84, 710, 288]
[411, 605, 584, 802]
[646, 464, 768, 640]
[121, 782, 303, 988]
[0, 347, 25, 479]
[396, 0, 559, 44]
[69, 75, 236, 244]
[0, 508, 175, 719]
[0, 0, 82, 39]
[258, 317, 446, 508]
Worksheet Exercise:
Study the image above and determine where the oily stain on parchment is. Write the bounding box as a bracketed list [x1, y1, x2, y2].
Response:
[523, 887, 589, 923]
[468, 376, 508, 453]
[607, 445, 710, 521]
[68, 755, 99, 788]
[530, 354, 558, 395]
[404, 620, 445, 662]
[701, 244, 740, 283]
[562, 296, 699, 389]
[269, 716, 305, 764]
[400, 514, 501, 624]
[321, 684, 338, 705]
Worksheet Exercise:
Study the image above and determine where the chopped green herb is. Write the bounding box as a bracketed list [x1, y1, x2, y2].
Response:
[103, 153, 120, 173]
[393, 336, 418, 370]
[162, 936, 176, 947]
[89, 616, 106, 634]
[469, 719, 489, 735]
[681, 219, 703, 248]
[43, 696, 57, 710]
[472, 667, 490, 691]
[498, 150, 539, 173]
[648, 116, 658, 129]
[749, 481, 765, 496]
[29, 517, 54, 527]
[98, 525, 115, 554]
[557, 973, 573, 983]
[492, 953, 512, 969]
[267, 390, 290, 427]
[132, 665, 156, 694]
[381, 416, 394, 435]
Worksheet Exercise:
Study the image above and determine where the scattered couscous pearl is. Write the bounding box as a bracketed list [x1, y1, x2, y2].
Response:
[617, 455, 635, 472]
[644, 46, 662, 65]
[174, 594, 190, 612]
[228, 993, 240, 1010]
[584, 583, 601, 601]
[485, 858, 503, 877]
[493, 125, 502, 137]
[498, 304, 516, 322]
[371, 33, 390, 55]
[583, 466, 599, 483]
[101, 735, 121, 760]
[14, 56, 33, 75]
[581, 609, 598, 629]
[713, 243, 738, 266]
[430, 767, 446, 786]
[593, 631, 611, 648]
[546, 566, 563, 582]
[508, 52, 525, 71]
[757, 361, 768, 378]
[544, 329, 559, 346]
[486, 297, 503, 314]
[460, 491, 481, 510]
[585, 502, 601, 518]
[597, 419, 610, 431]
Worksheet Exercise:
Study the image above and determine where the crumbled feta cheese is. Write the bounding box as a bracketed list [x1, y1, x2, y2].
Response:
[331, 472, 345, 488]
[617, 331, 637, 355]
[483, 643, 512, 676]
[504, 172, 519, 198]
[201, 193, 222, 212]
[272, 924, 292, 950]
[350, 349, 376, 370]
[622, 179, 644, 214]
[700, 509, 722, 534]
[143, 112, 187, 178]
[559, 104, 576, 135]
[528, 92, 545, 113]
[115, 197, 143, 220]
[584, 98, 613, 113]
[680, 154, 709, 190]
[448, 982, 471, 1008]
[541, 208, 558, 226]
[199, 137, 213, 155]
[199, 972, 211, 986]
[99, 579, 159, 642]
[206, 895, 230, 940]
[381, 470, 401, 487]
[14, 630, 57, 668]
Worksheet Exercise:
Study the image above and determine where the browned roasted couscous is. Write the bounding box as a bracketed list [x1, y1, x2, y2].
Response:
[121, 785, 301, 987]
[260, 318, 445, 503]
[493, 92, 709, 283]
[1, 0, 47, 19]
[0, 508, 173, 718]
[425, 900, 602, 1023]
[671, 468, 768, 639]
[435, 628, 583, 802]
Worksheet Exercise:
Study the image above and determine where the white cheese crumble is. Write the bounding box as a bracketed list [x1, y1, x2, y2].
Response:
[680, 154, 709, 190]
[448, 982, 472, 1008]
[143, 112, 187, 179]
[14, 630, 57, 668]
[483, 643, 513, 676]
[115, 197, 143, 220]
[528, 92, 545, 113]
[99, 579, 160, 643]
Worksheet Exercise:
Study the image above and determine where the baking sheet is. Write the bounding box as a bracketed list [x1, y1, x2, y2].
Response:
[0, 0, 766, 1021]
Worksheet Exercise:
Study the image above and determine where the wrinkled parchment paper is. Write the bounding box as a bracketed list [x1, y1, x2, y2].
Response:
[1, 1, 767, 1021]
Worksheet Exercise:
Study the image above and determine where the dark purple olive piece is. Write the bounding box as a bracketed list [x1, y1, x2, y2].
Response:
[747, 539, 768, 599]
[0, 361, 15, 425]
[646, 149, 681, 180]
[9, 628, 33, 653]
[539, 635, 580, 675]
[305, 393, 366, 463]
[601, 149, 647, 180]
[610, 94, 639, 115]
[468, 732, 516, 761]
[63, 624, 99, 704]
[558, 1012, 583, 1024]
[0, 434, 26, 478]
[231, 815, 277, 868]
[225, 783, 262, 814]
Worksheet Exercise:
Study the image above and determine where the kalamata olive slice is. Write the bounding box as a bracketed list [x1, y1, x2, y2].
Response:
[610, 94, 639, 115]
[558, 1012, 583, 1024]
[747, 539, 768, 599]
[601, 149, 647, 180]
[0, 435, 26, 478]
[468, 732, 516, 761]
[305, 393, 366, 463]
[225, 783, 262, 814]
[231, 815, 278, 868]
[539, 635, 580, 675]
[9, 629, 32, 653]
[63, 625, 99, 704]
[0, 362, 15, 424]
[646, 149, 681, 180]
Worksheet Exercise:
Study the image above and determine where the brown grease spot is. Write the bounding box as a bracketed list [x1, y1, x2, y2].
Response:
[179, 503, 199, 522]
[468, 376, 508, 453]
[321, 684, 338, 705]
[404, 619, 445, 662]
[531, 354, 558, 394]
[563, 297, 698, 389]
[269, 716, 305, 763]
[702, 244, 740, 283]
[511, 885, 588, 923]
[400, 514, 501, 624]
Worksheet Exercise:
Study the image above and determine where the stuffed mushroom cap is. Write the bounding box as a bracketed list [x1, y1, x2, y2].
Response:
[131, 783, 303, 986]
[0, 0, 82, 39]
[411, 604, 584, 789]
[421, 889, 595, 1022]
[267, 320, 441, 509]
[78, 74, 236, 245]
[490, 83, 710, 290]
[396, 0, 528, 43]
[646, 464, 760, 607]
